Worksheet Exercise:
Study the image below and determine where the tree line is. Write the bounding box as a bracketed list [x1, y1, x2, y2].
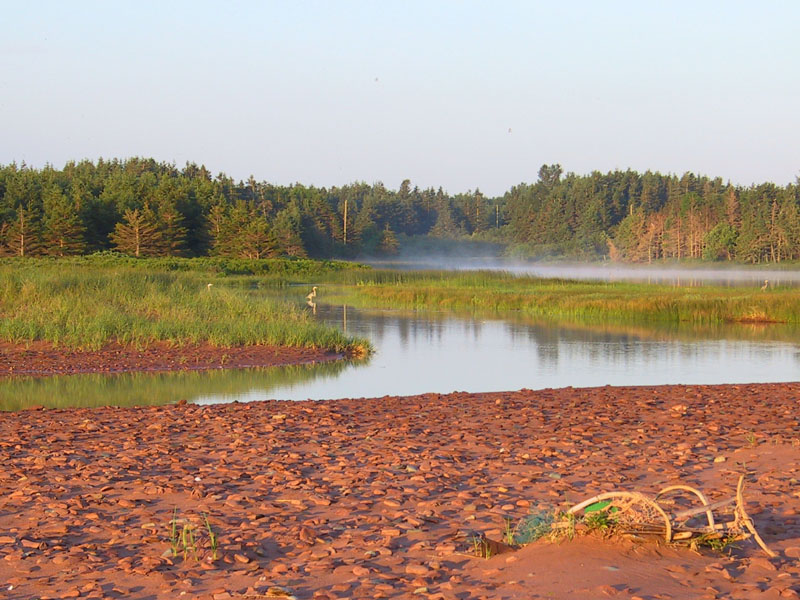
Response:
[504, 164, 800, 263]
[0, 158, 798, 263]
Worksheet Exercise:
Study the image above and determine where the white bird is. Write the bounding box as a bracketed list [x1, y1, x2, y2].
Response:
[761, 279, 769, 291]
[207, 283, 213, 290]
[306, 286, 318, 301]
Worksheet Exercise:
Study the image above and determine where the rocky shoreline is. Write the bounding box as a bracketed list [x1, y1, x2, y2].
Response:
[0, 383, 799, 599]
[0, 341, 342, 377]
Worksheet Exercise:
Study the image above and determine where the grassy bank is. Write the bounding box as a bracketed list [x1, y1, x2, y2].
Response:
[0, 255, 370, 354]
[5, 256, 798, 355]
[331, 270, 800, 325]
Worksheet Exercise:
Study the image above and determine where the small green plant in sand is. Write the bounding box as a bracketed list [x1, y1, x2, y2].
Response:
[471, 535, 493, 559]
[690, 532, 739, 553]
[503, 517, 516, 545]
[204, 513, 219, 560]
[583, 509, 615, 534]
[745, 431, 758, 447]
[168, 509, 219, 562]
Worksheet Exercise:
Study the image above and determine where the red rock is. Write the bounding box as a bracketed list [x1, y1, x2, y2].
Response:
[381, 528, 401, 537]
[298, 526, 317, 544]
[405, 564, 429, 576]
[748, 557, 777, 571]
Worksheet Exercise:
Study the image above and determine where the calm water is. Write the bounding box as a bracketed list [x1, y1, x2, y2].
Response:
[196, 303, 799, 403]
[2, 298, 799, 410]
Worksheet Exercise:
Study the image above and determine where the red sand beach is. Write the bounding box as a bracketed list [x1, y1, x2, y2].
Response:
[0, 383, 798, 599]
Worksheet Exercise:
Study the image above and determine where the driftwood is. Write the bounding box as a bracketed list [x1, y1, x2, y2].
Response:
[567, 475, 776, 557]
[734, 475, 777, 557]
[656, 484, 716, 530]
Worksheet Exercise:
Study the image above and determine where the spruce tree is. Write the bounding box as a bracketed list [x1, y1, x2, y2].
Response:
[3, 204, 42, 257]
[378, 224, 400, 255]
[42, 185, 86, 256]
[272, 207, 307, 257]
[110, 207, 161, 257]
[240, 216, 273, 259]
[154, 198, 187, 256]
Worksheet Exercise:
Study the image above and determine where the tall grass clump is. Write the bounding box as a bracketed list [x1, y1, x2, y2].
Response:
[0, 258, 370, 354]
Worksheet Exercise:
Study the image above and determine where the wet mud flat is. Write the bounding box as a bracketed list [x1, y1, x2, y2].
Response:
[0, 341, 341, 377]
[0, 384, 799, 599]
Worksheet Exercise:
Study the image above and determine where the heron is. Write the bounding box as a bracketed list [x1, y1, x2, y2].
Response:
[207, 283, 213, 290]
[761, 279, 769, 291]
[306, 298, 317, 315]
[306, 286, 318, 301]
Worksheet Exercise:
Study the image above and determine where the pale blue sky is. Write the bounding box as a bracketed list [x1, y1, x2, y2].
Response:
[2, 1, 798, 195]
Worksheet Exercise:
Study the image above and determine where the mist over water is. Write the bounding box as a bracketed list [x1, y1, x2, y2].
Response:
[364, 254, 800, 287]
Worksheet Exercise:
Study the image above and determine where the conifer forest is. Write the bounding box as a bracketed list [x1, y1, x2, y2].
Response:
[1, 158, 798, 263]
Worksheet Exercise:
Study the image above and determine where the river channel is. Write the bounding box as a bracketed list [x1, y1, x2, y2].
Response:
[1, 279, 799, 409]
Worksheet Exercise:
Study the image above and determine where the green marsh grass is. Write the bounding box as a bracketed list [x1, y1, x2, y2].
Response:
[0, 255, 370, 354]
[328, 269, 800, 326]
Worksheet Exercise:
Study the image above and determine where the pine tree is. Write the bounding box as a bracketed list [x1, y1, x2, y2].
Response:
[213, 201, 251, 257]
[206, 200, 228, 255]
[3, 205, 42, 257]
[154, 199, 187, 256]
[378, 224, 400, 255]
[41, 185, 86, 256]
[272, 207, 307, 257]
[110, 208, 161, 257]
[240, 215, 273, 259]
